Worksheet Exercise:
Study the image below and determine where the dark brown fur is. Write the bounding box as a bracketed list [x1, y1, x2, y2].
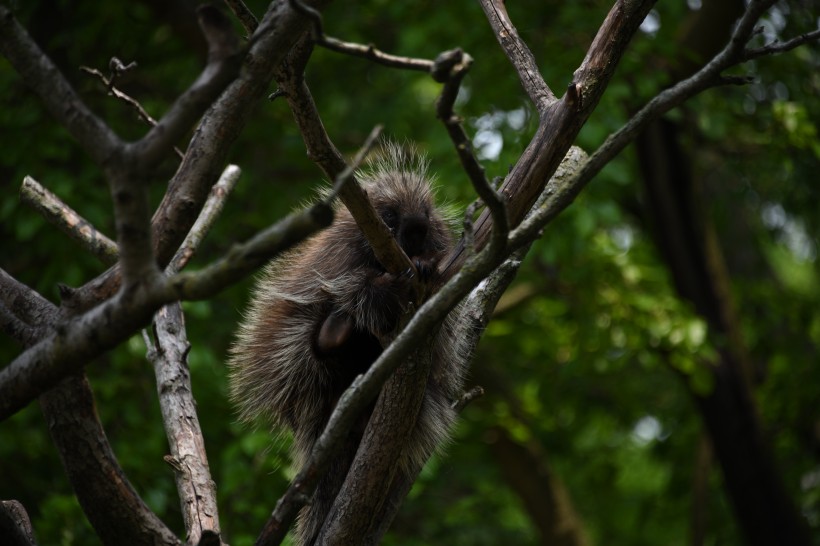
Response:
[228, 145, 465, 544]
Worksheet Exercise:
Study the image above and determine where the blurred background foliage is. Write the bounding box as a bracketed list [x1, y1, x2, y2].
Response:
[1, 1, 818, 545]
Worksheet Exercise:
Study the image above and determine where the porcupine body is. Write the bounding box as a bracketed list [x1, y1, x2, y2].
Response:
[228, 145, 465, 545]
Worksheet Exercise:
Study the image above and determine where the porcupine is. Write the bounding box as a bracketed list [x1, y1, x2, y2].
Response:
[227, 144, 465, 545]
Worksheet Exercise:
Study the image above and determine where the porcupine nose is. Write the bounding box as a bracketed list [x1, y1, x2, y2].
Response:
[399, 214, 429, 258]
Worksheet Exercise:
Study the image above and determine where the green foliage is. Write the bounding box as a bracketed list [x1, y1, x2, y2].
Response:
[1, 1, 818, 545]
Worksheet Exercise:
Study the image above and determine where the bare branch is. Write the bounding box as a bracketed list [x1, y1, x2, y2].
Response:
[0, 302, 39, 348]
[506, 0, 791, 254]
[223, 0, 259, 37]
[79, 65, 184, 159]
[71, 0, 325, 310]
[0, 193, 332, 420]
[319, 35, 433, 72]
[167, 164, 242, 274]
[20, 176, 118, 266]
[478, 0, 556, 112]
[433, 48, 508, 258]
[40, 374, 180, 546]
[129, 4, 242, 167]
[743, 28, 820, 60]
[0, 268, 55, 346]
[0, 500, 36, 546]
[0, 4, 123, 165]
[273, 38, 416, 278]
[145, 304, 221, 544]
[443, 0, 657, 277]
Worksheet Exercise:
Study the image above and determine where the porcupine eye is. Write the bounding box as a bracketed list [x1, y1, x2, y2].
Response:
[381, 207, 399, 232]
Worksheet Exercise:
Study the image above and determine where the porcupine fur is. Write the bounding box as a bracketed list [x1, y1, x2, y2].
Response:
[227, 143, 466, 545]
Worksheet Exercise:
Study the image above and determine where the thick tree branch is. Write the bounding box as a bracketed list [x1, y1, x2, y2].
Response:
[40, 374, 180, 546]
[506, 0, 815, 253]
[20, 176, 118, 266]
[0, 500, 36, 546]
[146, 304, 221, 545]
[0, 268, 56, 345]
[0, 4, 123, 165]
[478, 0, 556, 112]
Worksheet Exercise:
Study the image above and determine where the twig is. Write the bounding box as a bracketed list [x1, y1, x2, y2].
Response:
[433, 48, 508, 260]
[744, 28, 820, 60]
[167, 164, 242, 274]
[319, 35, 433, 72]
[327, 125, 384, 198]
[79, 65, 184, 159]
[478, 0, 556, 113]
[223, 0, 259, 36]
[452, 386, 485, 413]
[20, 176, 119, 265]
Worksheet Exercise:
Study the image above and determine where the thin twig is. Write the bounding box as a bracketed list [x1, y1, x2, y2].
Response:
[744, 28, 820, 60]
[452, 386, 485, 413]
[80, 65, 185, 159]
[20, 176, 119, 265]
[319, 35, 433, 72]
[434, 48, 507, 263]
[326, 125, 384, 198]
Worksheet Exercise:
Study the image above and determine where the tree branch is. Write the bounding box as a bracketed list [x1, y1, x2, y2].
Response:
[0, 4, 123, 164]
[128, 5, 242, 168]
[71, 0, 326, 310]
[145, 304, 221, 545]
[743, 28, 820, 60]
[40, 373, 180, 546]
[0, 197, 332, 420]
[20, 176, 118, 266]
[273, 37, 416, 278]
[506, 1, 810, 254]
[318, 35, 434, 72]
[167, 164, 241, 274]
[223, 0, 258, 37]
[477, 0, 556, 112]
[0, 500, 36, 546]
[442, 0, 657, 277]
[0, 268, 56, 345]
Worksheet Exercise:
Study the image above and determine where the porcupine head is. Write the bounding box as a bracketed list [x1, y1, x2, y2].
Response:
[227, 142, 466, 544]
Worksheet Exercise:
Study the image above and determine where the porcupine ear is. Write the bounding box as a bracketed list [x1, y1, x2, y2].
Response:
[316, 312, 355, 355]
